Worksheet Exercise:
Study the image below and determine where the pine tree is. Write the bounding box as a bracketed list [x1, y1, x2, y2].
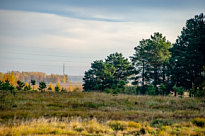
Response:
[17, 80, 24, 91]
[38, 81, 46, 92]
[169, 13, 205, 93]
[31, 80, 36, 91]
[131, 33, 171, 94]
[83, 53, 133, 92]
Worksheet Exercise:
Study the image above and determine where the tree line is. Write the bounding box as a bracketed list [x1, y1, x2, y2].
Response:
[83, 13, 205, 97]
[0, 78, 82, 94]
[0, 71, 83, 84]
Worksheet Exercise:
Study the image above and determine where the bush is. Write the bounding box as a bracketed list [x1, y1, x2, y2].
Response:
[147, 84, 156, 95]
[61, 87, 67, 92]
[112, 88, 119, 95]
[173, 85, 184, 98]
[105, 88, 111, 94]
[192, 118, 205, 127]
[195, 89, 204, 97]
[128, 121, 142, 128]
[108, 121, 128, 131]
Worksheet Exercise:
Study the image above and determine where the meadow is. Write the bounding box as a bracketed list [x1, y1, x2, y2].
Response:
[0, 91, 205, 135]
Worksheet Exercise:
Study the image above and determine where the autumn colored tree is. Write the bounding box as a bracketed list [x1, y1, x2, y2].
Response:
[55, 82, 61, 92]
[24, 82, 31, 91]
[48, 82, 54, 91]
[69, 82, 73, 92]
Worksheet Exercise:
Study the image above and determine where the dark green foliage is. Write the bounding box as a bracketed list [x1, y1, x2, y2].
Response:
[177, 87, 184, 98]
[147, 84, 156, 95]
[189, 89, 194, 97]
[159, 84, 166, 95]
[4, 79, 10, 91]
[12, 86, 17, 97]
[130, 32, 171, 93]
[61, 87, 67, 92]
[169, 13, 205, 91]
[195, 89, 205, 97]
[105, 88, 111, 94]
[55, 86, 60, 92]
[31, 80, 36, 91]
[117, 80, 126, 93]
[173, 85, 184, 98]
[24, 84, 32, 91]
[83, 53, 134, 92]
[38, 81, 46, 92]
[17, 80, 24, 90]
[0, 81, 3, 90]
[112, 88, 119, 95]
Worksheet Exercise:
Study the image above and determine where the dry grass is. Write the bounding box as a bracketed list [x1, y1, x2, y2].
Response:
[0, 92, 205, 127]
[0, 117, 205, 136]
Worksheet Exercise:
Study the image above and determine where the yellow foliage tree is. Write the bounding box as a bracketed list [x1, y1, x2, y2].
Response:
[24, 82, 29, 87]
[48, 82, 54, 91]
[2, 72, 17, 86]
[69, 82, 73, 92]
[55, 82, 61, 92]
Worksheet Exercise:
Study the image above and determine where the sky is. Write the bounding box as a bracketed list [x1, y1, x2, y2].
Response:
[0, 0, 204, 76]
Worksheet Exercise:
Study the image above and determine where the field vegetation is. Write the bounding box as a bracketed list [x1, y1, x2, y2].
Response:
[0, 92, 205, 135]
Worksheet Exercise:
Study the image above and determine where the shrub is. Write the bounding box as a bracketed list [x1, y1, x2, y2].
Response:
[192, 118, 205, 127]
[195, 89, 204, 97]
[173, 85, 184, 98]
[88, 103, 98, 109]
[61, 87, 67, 92]
[108, 121, 128, 131]
[73, 86, 80, 92]
[55, 82, 61, 92]
[105, 88, 111, 94]
[128, 121, 142, 128]
[147, 84, 156, 95]
[112, 88, 119, 95]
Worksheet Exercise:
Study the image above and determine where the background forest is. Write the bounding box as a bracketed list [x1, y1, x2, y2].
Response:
[0, 71, 83, 84]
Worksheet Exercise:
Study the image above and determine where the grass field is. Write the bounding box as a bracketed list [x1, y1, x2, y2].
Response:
[0, 92, 205, 135]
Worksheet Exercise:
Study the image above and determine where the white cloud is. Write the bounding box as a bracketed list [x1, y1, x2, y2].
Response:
[0, 9, 187, 75]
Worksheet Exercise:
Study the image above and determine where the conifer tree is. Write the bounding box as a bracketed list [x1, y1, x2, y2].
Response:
[31, 80, 36, 91]
[38, 81, 46, 92]
[169, 13, 205, 93]
[131, 33, 171, 94]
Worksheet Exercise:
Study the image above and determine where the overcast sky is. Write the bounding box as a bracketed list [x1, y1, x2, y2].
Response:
[0, 0, 204, 75]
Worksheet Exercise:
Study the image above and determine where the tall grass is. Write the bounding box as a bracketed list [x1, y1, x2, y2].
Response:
[1, 91, 205, 126]
[0, 117, 205, 136]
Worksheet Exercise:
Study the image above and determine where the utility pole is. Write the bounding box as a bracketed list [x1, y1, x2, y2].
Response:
[63, 63, 65, 75]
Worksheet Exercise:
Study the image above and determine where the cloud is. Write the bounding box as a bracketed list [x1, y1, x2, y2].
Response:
[0, 9, 197, 75]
